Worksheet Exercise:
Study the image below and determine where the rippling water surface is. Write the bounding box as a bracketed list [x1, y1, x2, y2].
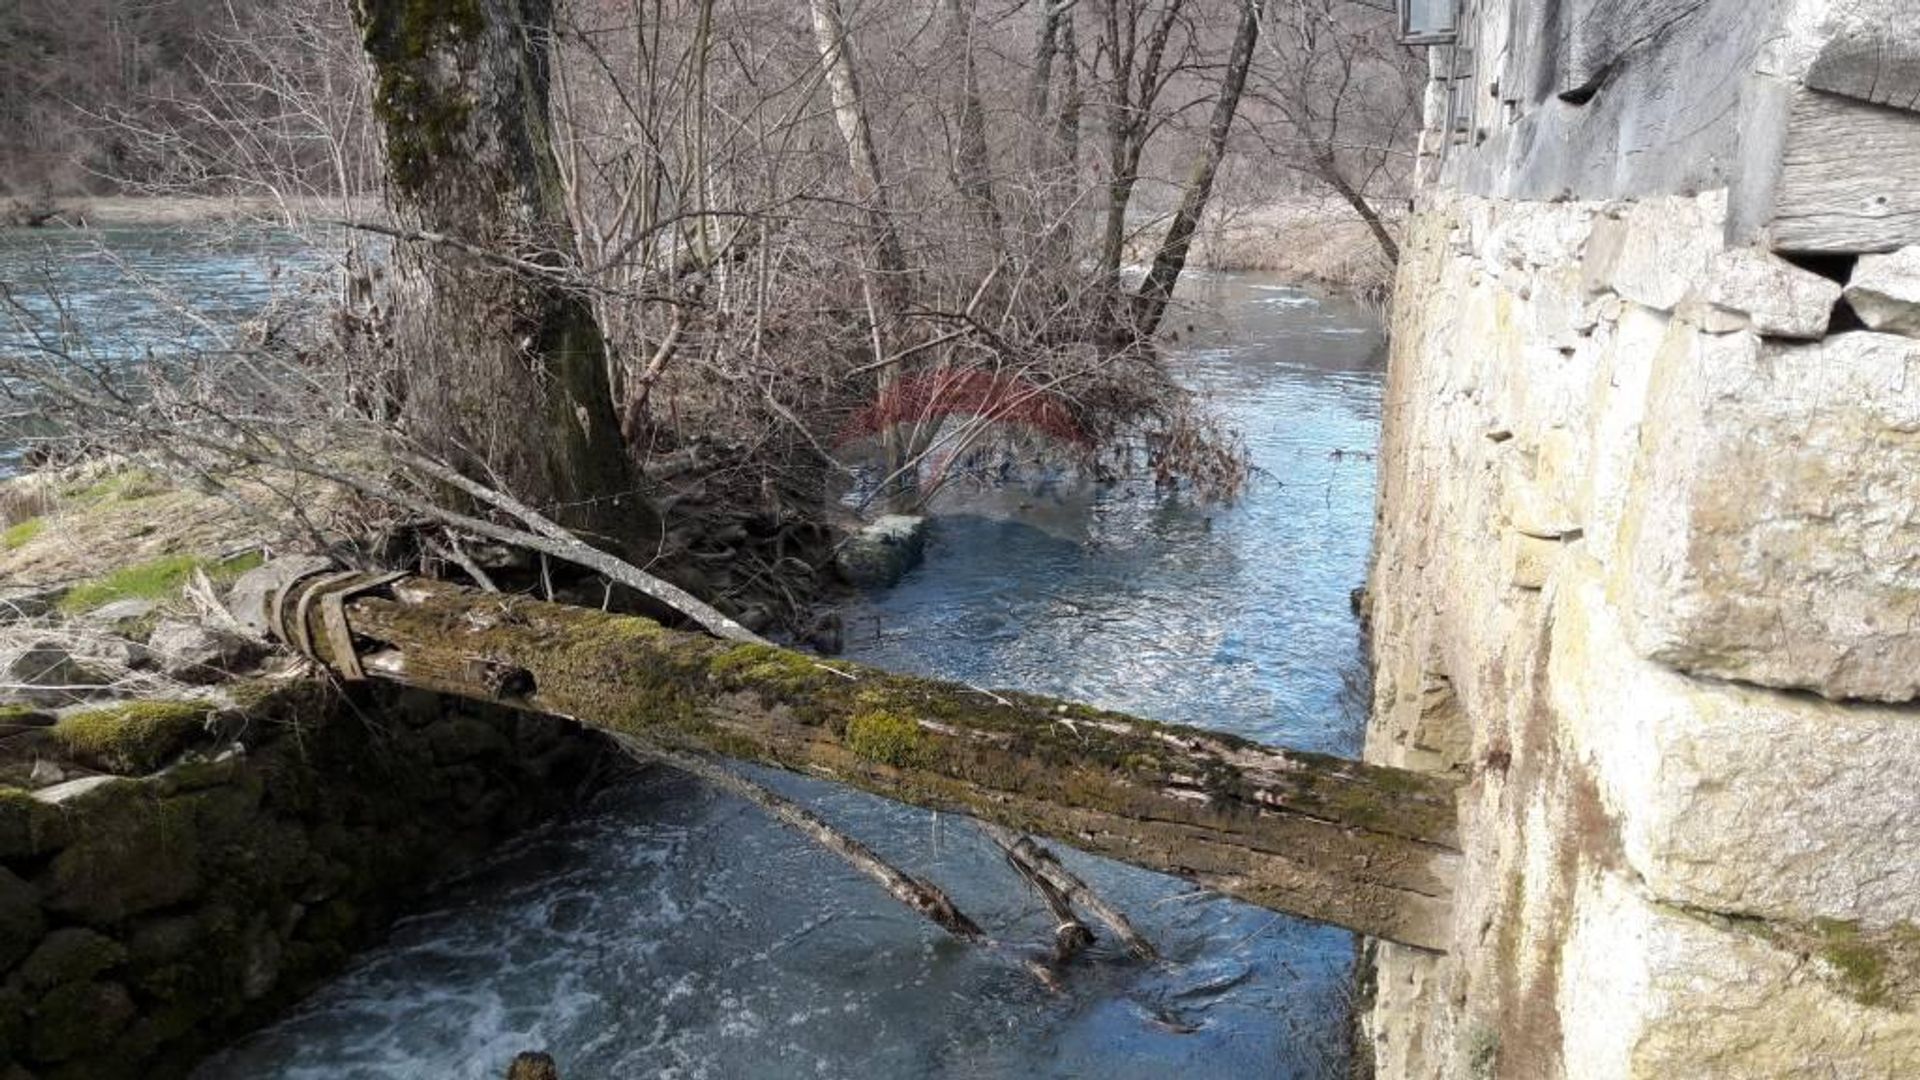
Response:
[3, 230, 1386, 1079]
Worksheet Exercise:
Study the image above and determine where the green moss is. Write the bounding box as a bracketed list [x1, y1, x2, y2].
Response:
[31, 980, 134, 1061]
[357, 0, 486, 196]
[845, 709, 928, 767]
[1816, 919, 1891, 1006]
[708, 644, 829, 695]
[54, 550, 261, 615]
[18, 928, 127, 991]
[66, 468, 165, 504]
[0, 704, 51, 725]
[2, 516, 43, 550]
[53, 701, 211, 774]
[0, 785, 74, 858]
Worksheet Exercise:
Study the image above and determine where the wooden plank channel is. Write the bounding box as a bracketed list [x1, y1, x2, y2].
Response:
[280, 573, 1461, 950]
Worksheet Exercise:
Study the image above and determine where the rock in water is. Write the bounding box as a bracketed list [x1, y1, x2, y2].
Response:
[507, 1051, 562, 1080]
[834, 515, 928, 588]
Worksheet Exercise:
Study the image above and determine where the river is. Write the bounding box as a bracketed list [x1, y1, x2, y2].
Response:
[1, 231, 1386, 1078]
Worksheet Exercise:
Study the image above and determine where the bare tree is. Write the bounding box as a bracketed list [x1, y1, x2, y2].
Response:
[1090, 0, 1197, 282]
[1135, 0, 1263, 333]
[1251, 0, 1421, 264]
[349, 0, 658, 550]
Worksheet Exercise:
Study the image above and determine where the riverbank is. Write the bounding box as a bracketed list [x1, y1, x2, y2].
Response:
[1186, 199, 1400, 300]
[6, 193, 1401, 298]
[1, 195, 377, 231]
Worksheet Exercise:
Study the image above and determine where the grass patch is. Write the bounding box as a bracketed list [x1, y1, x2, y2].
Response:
[58, 555, 208, 614]
[52, 700, 212, 774]
[55, 550, 263, 616]
[65, 469, 167, 505]
[1, 517, 43, 550]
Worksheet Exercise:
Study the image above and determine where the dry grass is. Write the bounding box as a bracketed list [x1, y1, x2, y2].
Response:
[16, 194, 378, 228]
[1178, 197, 1403, 298]
[0, 459, 353, 590]
[1199, 200, 1401, 292]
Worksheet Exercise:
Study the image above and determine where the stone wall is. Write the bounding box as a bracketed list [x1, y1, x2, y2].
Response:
[0, 684, 614, 1079]
[1361, 187, 1920, 1078]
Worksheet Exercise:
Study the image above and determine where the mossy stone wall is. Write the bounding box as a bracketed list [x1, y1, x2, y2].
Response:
[0, 685, 613, 1079]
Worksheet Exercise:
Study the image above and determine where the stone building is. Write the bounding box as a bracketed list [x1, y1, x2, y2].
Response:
[1365, 1, 1920, 1076]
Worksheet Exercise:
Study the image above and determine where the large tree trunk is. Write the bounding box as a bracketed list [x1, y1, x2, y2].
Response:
[1134, 0, 1261, 335]
[351, 0, 656, 550]
[276, 571, 1461, 950]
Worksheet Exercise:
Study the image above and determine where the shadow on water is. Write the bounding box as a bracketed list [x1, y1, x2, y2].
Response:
[74, 262, 1380, 1080]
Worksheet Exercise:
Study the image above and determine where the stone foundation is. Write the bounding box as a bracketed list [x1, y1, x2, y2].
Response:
[1363, 191, 1920, 1078]
[0, 685, 615, 1079]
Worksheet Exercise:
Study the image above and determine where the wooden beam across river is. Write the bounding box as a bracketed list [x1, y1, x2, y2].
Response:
[265, 570, 1461, 950]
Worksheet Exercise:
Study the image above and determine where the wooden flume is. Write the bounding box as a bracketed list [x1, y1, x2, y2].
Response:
[266, 568, 1461, 951]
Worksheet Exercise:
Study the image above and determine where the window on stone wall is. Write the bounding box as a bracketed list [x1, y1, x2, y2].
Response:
[1400, 0, 1458, 44]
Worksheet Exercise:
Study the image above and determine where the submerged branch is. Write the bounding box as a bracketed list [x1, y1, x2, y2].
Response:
[607, 733, 988, 943]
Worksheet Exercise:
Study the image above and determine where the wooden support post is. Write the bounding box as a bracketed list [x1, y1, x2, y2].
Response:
[277, 573, 1460, 951]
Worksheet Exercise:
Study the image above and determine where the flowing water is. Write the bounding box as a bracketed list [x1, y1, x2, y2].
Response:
[1, 231, 1387, 1079]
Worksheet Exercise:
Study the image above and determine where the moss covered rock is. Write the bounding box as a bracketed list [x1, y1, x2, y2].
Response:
[17, 927, 127, 991]
[29, 979, 136, 1063]
[0, 866, 44, 970]
[41, 784, 203, 924]
[0, 785, 74, 858]
[53, 700, 212, 775]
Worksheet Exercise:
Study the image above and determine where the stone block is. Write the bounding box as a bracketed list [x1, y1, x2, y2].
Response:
[1622, 328, 1920, 701]
[1559, 872, 1920, 1079]
[146, 619, 262, 685]
[834, 515, 928, 588]
[0, 868, 43, 971]
[1581, 193, 1726, 313]
[1551, 569, 1920, 926]
[40, 781, 203, 924]
[1503, 531, 1559, 589]
[1847, 246, 1920, 337]
[1682, 246, 1842, 339]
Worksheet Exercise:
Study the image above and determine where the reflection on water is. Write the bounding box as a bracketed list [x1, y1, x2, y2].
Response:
[9, 238, 1383, 1079]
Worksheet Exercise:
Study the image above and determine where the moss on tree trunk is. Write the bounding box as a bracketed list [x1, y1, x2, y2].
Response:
[351, 0, 657, 551]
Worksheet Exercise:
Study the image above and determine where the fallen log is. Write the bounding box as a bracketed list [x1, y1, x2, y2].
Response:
[266, 571, 1460, 950]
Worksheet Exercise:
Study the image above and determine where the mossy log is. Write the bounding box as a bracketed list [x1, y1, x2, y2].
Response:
[288, 575, 1461, 950]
